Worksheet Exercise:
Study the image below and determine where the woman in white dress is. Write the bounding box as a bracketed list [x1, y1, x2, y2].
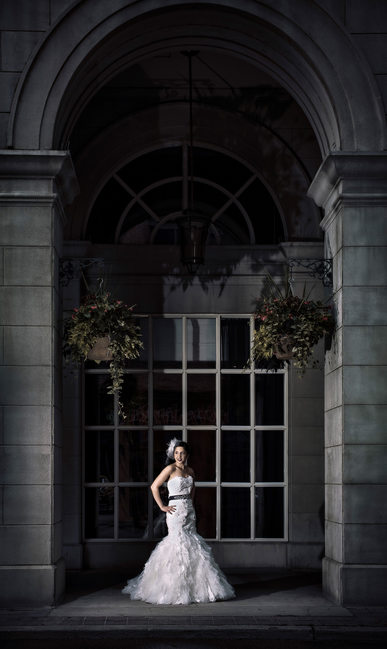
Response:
[122, 439, 235, 605]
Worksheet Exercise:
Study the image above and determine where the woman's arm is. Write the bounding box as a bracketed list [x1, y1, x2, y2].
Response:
[150, 465, 176, 514]
[189, 468, 195, 502]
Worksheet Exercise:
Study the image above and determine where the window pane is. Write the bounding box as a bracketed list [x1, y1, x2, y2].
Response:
[221, 374, 250, 425]
[221, 430, 250, 482]
[187, 318, 216, 368]
[221, 318, 250, 368]
[255, 374, 284, 425]
[221, 488, 250, 538]
[195, 488, 216, 538]
[119, 430, 148, 482]
[153, 373, 182, 425]
[119, 487, 148, 538]
[153, 318, 182, 368]
[187, 375, 216, 425]
[85, 487, 114, 538]
[255, 430, 284, 482]
[255, 487, 284, 538]
[85, 431, 114, 483]
[187, 430, 216, 481]
[153, 430, 181, 478]
[85, 374, 114, 425]
[119, 373, 148, 425]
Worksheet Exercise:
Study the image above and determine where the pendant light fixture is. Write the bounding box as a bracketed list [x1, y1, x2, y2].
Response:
[179, 50, 209, 274]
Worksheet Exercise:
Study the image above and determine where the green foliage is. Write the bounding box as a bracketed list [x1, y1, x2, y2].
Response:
[252, 283, 335, 372]
[63, 283, 143, 412]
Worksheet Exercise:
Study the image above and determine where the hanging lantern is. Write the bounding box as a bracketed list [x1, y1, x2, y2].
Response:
[179, 211, 209, 274]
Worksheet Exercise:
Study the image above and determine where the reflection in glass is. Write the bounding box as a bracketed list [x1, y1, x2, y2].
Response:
[85, 487, 114, 538]
[153, 318, 182, 368]
[153, 430, 180, 478]
[119, 487, 148, 538]
[119, 373, 148, 424]
[255, 430, 284, 482]
[85, 374, 114, 425]
[221, 430, 250, 482]
[221, 488, 250, 538]
[255, 374, 284, 425]
[187, 430, 216, 481]
[221, 318, 250, 368]
[119, 430, 148, 482]
[255, 487, 284, 538]
[153, 374, 182, 425]
[187, 318, 216, 368]
[195, 488, 216, 538]
[85, 431, 114, 483]
[221, 374, 250, 425]
[187, 375, 216, 425]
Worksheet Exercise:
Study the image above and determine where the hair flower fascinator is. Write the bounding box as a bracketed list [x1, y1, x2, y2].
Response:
[166, 437, 179, 459]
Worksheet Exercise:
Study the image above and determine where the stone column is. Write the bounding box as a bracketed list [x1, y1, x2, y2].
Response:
[308, 153, 387, 605]
[0, 151, 78, 607]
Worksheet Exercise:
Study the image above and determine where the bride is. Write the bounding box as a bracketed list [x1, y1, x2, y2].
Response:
[122, 439, 235, 605]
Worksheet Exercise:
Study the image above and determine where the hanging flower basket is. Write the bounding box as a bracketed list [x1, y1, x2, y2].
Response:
[87, 336, 113, 362]
[273, 335, 295, 360]
[251, 279, 335, 372]
[63, 279, 143, 416]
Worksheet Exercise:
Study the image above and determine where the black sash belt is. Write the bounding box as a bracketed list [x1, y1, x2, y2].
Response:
[169, 494, 191, 500]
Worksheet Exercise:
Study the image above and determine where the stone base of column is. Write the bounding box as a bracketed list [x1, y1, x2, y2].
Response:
[323, 557, 387, 605]
[0, 558, 66, 608]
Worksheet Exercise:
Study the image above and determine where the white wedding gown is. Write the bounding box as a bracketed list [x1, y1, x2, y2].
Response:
[122, 475, 235, 605]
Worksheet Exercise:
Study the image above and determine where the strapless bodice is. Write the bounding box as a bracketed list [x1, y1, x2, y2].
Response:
[167, 475, 193, 497]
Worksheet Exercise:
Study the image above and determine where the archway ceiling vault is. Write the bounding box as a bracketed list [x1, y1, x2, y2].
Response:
[9, 0, 386, 156]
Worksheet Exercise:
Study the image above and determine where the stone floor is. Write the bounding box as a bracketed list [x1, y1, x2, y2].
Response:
[1, 570, 387, 648]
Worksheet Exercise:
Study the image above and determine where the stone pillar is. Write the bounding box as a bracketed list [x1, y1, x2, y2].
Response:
[0, 151, 78, 607]
[308, 153, 387, 605]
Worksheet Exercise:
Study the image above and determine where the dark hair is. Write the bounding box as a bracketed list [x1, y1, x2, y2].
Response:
[165, 440, 191, 465]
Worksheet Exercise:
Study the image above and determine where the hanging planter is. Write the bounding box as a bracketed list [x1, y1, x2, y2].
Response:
[63, 279, 143, 415]
[251, 280, 335, 372]
[87, 336, 113, 362]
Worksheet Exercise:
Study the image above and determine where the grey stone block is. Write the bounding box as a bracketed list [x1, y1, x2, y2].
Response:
[290, 426, 324, 456]
[3, 405, 52, 444]
[63, 514, 82, 545]
[332, 248, 342, 292]
[0, 247, 3, 285]
[325, 406, 343, 447]
[325, 521, 343, 563]
[0, 205, 52, 245]
[63, 484, 82, 515]
[325, 484, 342, 523]
[287, 542, 324, 569]
[0, 485, 3, 523]
[0, 565, 57, 608]
[341, 565, 387, 606]
[0, 326, 3, 365]
[0, 445, 51, 484]
[0, 286, 52, 325]
[4, 247, 52, 285]
[325, 209, 342, 258]
[50, 0, 75, 22]
[325, 367, 342, 411]
[289, 512, 324, 543]
[291, 397, 324, 427]
[348, 0, 387, 32]
[343, 325, 387, 364]
[344, 523, 387, 564]
[4, 326, 52, 365]
[325, 326, 342, 373]
[54, 521, 63, 563]
[343, 484, 387, 523]
[0, 366, 52, 404]
[343, 287, 387, 325]
[0, 0, 50, 29]
[0, 114, 8, 148]
[343, 207, 387, 245]
[325, 445, 342, 484]
[0, 72, 20, 111]
[322, 556, 341, 603]
[343, 246, 387, 286]
[0, 525, 51, 564]
[63, 543, 83, 570]
[344, 365, 387, 404]
[1, 30, 43, 71]
[54, 483, 63, 523]
[354, 34, 387, 74]
[290, 368, 324, 397]
[3, 485, 51, 524]
[290, 455, 324, 484]
[344, 404, 387, 444]
[343, 444, 387, 483]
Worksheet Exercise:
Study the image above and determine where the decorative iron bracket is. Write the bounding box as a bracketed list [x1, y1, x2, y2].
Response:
[287, 258, 333, 288]
[59, 258, 104, 287]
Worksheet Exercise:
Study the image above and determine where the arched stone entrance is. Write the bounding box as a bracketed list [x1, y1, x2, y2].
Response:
[1, 0, 386, 607]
